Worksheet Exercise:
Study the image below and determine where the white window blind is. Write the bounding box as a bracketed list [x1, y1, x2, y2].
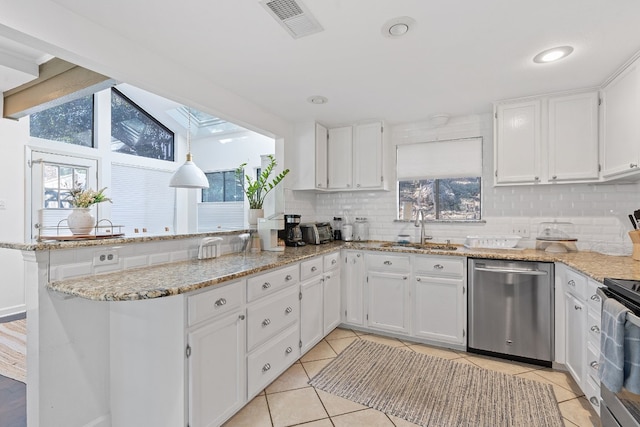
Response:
[111, 164, 175, 235]
[197, 202, 244, 231]
[396, 137, 482, 180]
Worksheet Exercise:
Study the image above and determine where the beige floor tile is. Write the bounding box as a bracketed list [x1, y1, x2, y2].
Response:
[222, 395, 271, 427]
[387, 413, 422, 427]
[327, 336, 359, 354]
[535, 368, 584, 396]
[407, 343, 462, 360]
[325, 327, 357, 341]
[516, 371, 580, 403]
[331, 408, 396, 427]
[463, 354, 541, 375]
[297, 419, 333, 427]
[315, 388, 368, 416]
[563, 418, 580, 426]
[301, 340, 338, 363]
[558, 397, 601, 427]
[266, 363, 310, 394]
[352, 329, 371, 336]
[360, 334, 405, 347]
[302, 358, 333, 379]
[267, 387, 328, 427]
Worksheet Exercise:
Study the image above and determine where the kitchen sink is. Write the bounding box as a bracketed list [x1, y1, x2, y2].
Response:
[379, 241, 459, 251]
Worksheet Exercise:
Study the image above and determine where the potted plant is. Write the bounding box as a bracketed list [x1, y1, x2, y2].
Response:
[236, 155, 289, 226]
[66, 186, 112, 235]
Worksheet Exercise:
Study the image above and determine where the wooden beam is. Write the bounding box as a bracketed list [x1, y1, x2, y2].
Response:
[3, 58, 115, 119]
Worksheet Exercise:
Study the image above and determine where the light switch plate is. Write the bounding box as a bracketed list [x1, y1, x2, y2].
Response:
[0, 199, 6, 210]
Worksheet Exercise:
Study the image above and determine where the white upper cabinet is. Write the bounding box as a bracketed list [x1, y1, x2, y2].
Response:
[495, 100, 541, 184]
[315, 123, 328, 188]
[601, 57, 640, 179]
[327, 126, 353, 189]
[353, 122, 385, 189]
[287, 121, 328, 190]
[494, 91, 600, 186]
[548, 92, 600, 182]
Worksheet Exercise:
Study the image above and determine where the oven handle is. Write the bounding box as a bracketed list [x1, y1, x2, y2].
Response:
[473, 266, 548, 276]
[597, 287, 640, 328]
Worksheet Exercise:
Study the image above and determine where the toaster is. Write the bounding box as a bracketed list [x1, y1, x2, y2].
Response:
[300, 222, 333, 244]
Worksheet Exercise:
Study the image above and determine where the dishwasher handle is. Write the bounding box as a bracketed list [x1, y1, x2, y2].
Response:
[473, 266, 548, 276]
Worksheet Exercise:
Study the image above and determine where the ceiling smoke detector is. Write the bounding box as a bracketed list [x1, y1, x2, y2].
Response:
[307, 95, 328, 105]
[261, 0, 324, 39]
[381, 17, 416, 38]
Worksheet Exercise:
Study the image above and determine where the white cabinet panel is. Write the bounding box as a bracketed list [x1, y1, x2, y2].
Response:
[366, 271, 410, 334]
[327, 126, 353, 189]
[353, 122, 384, 189]
[414, 275, 465, 345]
[564, 292, 586, 388]
[247, 286, 299, 351]
[342, 251, 365, 326]
[315, 123, 328, 189]
[300, 276, 324, 354]
[323, 269, 341, 334]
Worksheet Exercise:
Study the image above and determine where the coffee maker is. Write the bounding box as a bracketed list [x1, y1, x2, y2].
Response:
[280, 214, 305, 247]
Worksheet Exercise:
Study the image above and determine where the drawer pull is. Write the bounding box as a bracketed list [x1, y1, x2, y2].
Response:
[591, 325, 600, 333]
[285, 306, 293, 314]
[590, 361, 599, 369]
[574, 305, 582, 311]
[262, 318, 271, 327]
[589, 396, 599, 406]
[262, 282, 271, 289]
[285, 346, 293, 354]
[384, 260, 392, 265]
[262, 363, 271, 372]
[434, 264, 444, 270]
[332, 259, 337, 265]
[631, 163, 639, 169]
[568, 279, 575, 287]
[416, 277, 421, 282]
[214, 298, 227, 307]
[238, 314, 245, 320]
[590, 294, 601, 302]
[285, 275, 293, 281]
[311, 266, 317, 272]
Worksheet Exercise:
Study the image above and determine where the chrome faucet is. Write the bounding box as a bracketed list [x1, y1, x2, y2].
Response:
[414, 208, 433, 245]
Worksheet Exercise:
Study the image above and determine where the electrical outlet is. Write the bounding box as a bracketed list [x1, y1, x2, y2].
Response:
[511, 223, 530, 237]
[93, 249, 119, 266]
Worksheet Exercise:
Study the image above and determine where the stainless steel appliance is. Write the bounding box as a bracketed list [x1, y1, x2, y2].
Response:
[281, 214, 305, 247]
[300, 222, 333, 244]
[600, 278, 640, 427]
[468, 258, 554, 366]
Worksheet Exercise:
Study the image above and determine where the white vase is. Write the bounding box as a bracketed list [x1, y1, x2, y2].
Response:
[248, 208, 264, 228]
[67, 208, 96, 235]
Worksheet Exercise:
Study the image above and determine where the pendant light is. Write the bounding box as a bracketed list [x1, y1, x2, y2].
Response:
[169, 107, 209, 188]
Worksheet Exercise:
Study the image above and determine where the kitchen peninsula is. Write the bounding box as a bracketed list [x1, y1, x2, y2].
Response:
[10, 231, 640, 427]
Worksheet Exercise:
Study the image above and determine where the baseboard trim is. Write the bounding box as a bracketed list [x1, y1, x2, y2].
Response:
[0, 311, 26, 323]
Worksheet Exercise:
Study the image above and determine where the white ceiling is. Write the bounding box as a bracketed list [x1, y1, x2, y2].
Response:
[2, 0, 640, 129]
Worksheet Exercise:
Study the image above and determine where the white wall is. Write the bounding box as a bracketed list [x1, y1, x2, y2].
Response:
[312, 113, 640, 253]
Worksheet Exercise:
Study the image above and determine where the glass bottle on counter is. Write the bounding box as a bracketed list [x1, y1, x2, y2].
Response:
[353, 217, 369, 241]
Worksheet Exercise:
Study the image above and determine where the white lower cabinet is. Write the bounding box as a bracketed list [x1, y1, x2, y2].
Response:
[365, 253, 411, 334]
[323, 266, 341, 333]
[342, 251, 365, 326]
[188, 310, 246, 427]
[564, 291, 586, 385]
[300, 275, 324, 354]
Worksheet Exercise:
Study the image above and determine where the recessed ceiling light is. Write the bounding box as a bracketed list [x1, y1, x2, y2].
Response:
[307, 95, 328, 105]
[533, 46, 574, 63]
[382, 17, 416, 38]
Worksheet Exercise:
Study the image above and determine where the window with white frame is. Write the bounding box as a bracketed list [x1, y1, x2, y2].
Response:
[202, 170, 244, 202]
[396, 137, 482, 221]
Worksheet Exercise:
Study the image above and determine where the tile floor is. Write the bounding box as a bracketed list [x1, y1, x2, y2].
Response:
[223, 328, 601, 427]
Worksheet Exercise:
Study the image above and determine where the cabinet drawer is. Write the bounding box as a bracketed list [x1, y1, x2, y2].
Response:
[324, 252, 340, 272]
[300, 257, 323, 281]
[586, 342, 601, 384]
[247, 264, 299, 302]
[247, 286, 299, 351]
[587, 308, 601, 347]
[586, 279, 603, 311]
[187, 281, 244, 327]
[366, 253, 410, 272]
[247, 325, 300, 397]
[564, 268, 587, 299]
[414, 256, 463, 277]
[584, 374, 601, 415]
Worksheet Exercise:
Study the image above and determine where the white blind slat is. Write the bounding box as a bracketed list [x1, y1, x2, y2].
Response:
[397, 137, 482, 180]
[197, 202, 244, 231]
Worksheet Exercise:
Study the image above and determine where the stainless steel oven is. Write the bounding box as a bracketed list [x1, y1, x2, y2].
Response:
[600, 278, 640, 427]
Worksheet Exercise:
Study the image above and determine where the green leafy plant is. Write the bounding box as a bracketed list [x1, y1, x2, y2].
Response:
[67, 186, 112, 208]
[236, 155, 290, 209]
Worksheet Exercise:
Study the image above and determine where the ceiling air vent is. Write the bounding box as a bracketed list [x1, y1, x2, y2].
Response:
[260, 0, 324, 39]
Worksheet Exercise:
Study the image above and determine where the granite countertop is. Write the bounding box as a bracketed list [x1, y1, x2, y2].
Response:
[46, 240, 640, 301]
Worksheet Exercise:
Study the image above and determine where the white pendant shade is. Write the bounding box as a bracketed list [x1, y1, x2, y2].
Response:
[169, 155, 209, 188]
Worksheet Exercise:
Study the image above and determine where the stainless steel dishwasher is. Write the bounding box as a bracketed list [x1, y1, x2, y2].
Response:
[468, 258, 554, 367]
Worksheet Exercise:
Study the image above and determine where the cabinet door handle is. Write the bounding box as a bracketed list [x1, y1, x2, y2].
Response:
[238, 314, 245, 320]
[332, 259, 337, 265]
[568, 280, 575, 287]
[574, 305, 582, 310]
[356, 183, 361, 187]
[590, 361, 599, 369]
[285, 306, 293, 314]
[551, 175, 557, 180]
[311, 266, 317, 272]
[326, 274, 331, 280]
[631, 163, 638, 168]
[534, 176, 540, 181]
[434, 264, 444, 270]
[591, 294, 601, 302]
[416, 277, 421, 282]
[285, 346, 293, 354]
[262, 363, 271, 372]
[589, 396, 599, 406]
[262, 318, 271, 327]
[262, 282, 271, 289]
[591, 325, 600, 333]
[403, 276, 408, 280]
[214, 298, 227, 307]
[285, 275, 293, 281]
[384, 260, 392, 265]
